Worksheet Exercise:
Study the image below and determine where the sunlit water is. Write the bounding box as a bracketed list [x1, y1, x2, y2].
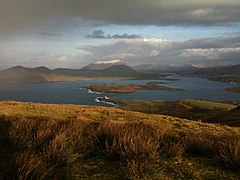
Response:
[0, 76, 240, 107]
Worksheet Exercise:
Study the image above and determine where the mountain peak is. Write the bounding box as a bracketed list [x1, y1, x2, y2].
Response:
[8, 65, 26, 70]
[4, 65, 30, 73]
[82, 60, 127, 70]
[92, 60, 124, 65]
[34, 66, 50, 70]
[34, 66, 52, 73]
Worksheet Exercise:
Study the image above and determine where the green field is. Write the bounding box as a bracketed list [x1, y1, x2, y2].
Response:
[181, 100, 237, 110]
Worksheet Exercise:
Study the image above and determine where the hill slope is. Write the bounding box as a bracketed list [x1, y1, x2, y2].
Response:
[180, 65, 240, 83]
[0, 66, 82, 83]
[89, 64, 141, 76]
[0, 101, 240, 179]
[0, 66, 47, 83]
[54, 64, 144, 77]
[184, 65, 240, 76]
[111, 99, 240, 127]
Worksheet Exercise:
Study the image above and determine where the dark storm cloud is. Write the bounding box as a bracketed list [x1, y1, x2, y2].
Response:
[87, 30, 141, 39]
[0, 0, 240, 39]
[59, 0, 240, 25]
[1, 0, 239, 68]
[87, 30, 105, 39]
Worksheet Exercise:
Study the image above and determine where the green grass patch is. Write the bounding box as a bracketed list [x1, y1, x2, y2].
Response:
[181, 100, 237, 110]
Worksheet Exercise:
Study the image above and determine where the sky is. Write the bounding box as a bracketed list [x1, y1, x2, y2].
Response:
[0, 0, 239, 69]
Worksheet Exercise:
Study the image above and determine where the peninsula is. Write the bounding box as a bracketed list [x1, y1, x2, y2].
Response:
[226, 87, 240, 93]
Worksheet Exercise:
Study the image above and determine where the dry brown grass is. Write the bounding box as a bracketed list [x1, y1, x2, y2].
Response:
[158, 130, 188, 159]
[214, 135, 240, 169]
[1, 104, 240, 179]
[184, 132, 215, 156]
[1, 115, 175, 178]
[92, 120, 172, 178]
[15, 152, 49, 180]
[167, 162, 199, 179]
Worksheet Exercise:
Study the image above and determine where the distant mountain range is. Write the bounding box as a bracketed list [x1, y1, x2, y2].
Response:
[0, 66, 83, 83]
[134, 64, 198, 73]
[179, 65, 240, 83]
[135, 63, 240, 83]
[54, 60, 142, 77]
[1, 61, 239, 84]
[180, 65, 240, 76]
[0, 60, 158, 83]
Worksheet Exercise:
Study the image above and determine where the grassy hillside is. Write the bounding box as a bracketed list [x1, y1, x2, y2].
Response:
[111, 99, 240, 127]
[0, 101, 240, 179]
[181, 100, 237, 110]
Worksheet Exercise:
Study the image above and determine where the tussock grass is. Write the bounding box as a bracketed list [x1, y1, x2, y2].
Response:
[1, 101, 240, 179]
[167, 162, 199, 179]
[93, 120, 172, 178]
[15, 152, 49, 180]
[185, 132, 215, 156]
[1, 115, 173, 179]
[214, 135, 240, 169]
[159, 131, 188, 159]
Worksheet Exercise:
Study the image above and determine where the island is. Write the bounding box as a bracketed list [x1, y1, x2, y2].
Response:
[86, 82, 183, 93]
[226, 87, 240, 93]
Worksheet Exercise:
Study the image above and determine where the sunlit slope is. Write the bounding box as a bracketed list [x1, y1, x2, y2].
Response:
[0, 101, 238, 134]
[0, 101, 240, 179]
[114, 99, 240, 127]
